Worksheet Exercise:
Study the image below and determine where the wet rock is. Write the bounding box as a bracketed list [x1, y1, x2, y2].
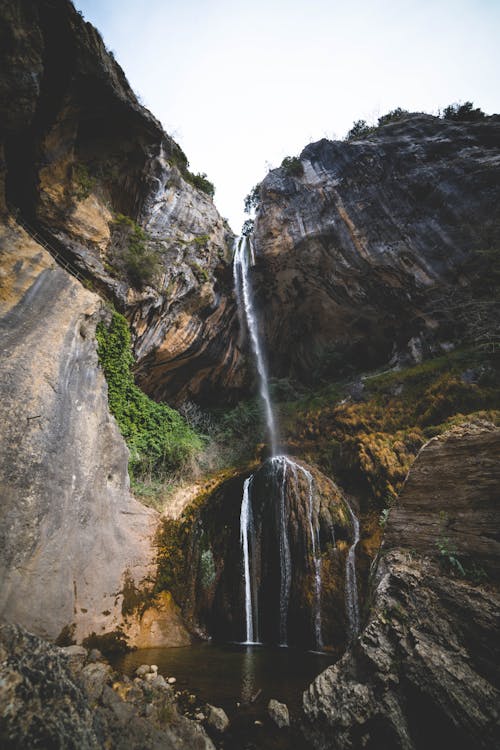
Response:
[302, 424, 500, 750]
[79, 662, 114, 705]
[206, 705, 230, 733]
[136, 664, 151, 677]
[268, 698, 290, 728]
[0, 623, 215, 749]
[60, 644, 88, 673]
[88, 649, 104, 663]
[168, 677, 177, 685]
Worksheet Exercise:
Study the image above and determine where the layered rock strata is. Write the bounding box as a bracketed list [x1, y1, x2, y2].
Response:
[252, 115, 500, 381]
[302, 423, 500, 750]
[0, 0, 242, 406]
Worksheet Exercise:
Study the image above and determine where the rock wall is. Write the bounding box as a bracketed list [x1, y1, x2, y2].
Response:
[0, 0, 244, 406]
[0, 220, 158, 644]
[302, 423, 500, 750]
[252, 114, 500, 381]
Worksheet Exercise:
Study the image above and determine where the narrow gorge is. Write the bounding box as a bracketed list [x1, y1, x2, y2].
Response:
[0, 1, 499, 749]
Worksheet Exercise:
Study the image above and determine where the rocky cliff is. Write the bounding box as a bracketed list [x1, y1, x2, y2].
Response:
[252, 114, 500, 382]
[302, 423, 500, 750]
[0, 0, 240, 644]
[0, 0, 243, 406]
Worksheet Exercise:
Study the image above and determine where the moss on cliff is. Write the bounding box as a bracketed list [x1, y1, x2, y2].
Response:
[283, 348, 500, 507]
[96, 311, 204, 480]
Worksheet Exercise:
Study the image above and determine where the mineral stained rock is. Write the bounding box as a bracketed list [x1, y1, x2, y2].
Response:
[302, 424, 500, 750]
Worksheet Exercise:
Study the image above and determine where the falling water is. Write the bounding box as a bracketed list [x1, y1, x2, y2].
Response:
[303, 466, 323, 650]
[240, 476, 257, 644]
[274, 456, 293, 646]
[234, 236, 325, 648]
[233, 236, 277, 455]
[345, 500, 360, 641]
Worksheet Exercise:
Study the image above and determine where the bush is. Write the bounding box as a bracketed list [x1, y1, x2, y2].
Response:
[72, 162, 95, 201]
[346, 119, 375, 141]
[442, 101, 485, 121]
[96, 312, 204, 480]
[188, 172, 215, 197]
[377, 108, 409, 127]
[281, 156, 304, 177]
[244, 183, 261, 214]
[112, 214, 160, 289]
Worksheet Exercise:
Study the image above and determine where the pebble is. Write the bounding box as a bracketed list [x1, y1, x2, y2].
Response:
[150, 664, 158, 673]
[195, 712, 205, 721]
[254, 720, 263, 727]
[167, 677, 176, 685]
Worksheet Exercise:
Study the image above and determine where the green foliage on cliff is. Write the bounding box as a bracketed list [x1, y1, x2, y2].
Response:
[280, 348, 500, 507]
[112, 214, 161, 288]
[244, 183, 261, 214]
[96, 312, 204, 480]
[281, 156, 304, 177]
[168, 143, 215, 197]
[72, 162, 95, 200]
[441, 101, 485, 121]
[346, 120, 375, 141]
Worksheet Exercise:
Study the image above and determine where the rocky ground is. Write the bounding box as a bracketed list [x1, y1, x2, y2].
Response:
[0, 622, 216, 750]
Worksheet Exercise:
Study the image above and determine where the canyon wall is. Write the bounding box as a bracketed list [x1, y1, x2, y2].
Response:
[252, 114, 500, 382]
[303, 422, 500, 750]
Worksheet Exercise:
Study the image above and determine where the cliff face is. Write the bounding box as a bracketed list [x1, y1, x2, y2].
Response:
[252, 115, 500, 381]
[0, 0, 243, 406]
[302, 423, 500, 750]
[0, 220, 159, 643]
[0, 0, 242, 643]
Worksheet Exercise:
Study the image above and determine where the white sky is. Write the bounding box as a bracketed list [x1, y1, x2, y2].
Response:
[74, 0, 500, 233]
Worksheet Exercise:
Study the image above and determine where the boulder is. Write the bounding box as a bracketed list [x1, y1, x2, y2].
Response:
[268, 698, 290, 728]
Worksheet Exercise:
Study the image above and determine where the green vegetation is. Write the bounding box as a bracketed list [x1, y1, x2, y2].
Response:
[72, 162, 95, 200]
[82, 628, 130, 656]
[96, 312, 204, 480]
[188, 261, 209, 283]
[377, 107, 410, 127]
[281, 156, 304, 177]
[346, 120, 375, 141]
[441, 101, 485, 121]
[278, 347, 500, 507]
[112, 214, 161, 288]
[168, 143, 215, 197]
[244, 183, 261, 214]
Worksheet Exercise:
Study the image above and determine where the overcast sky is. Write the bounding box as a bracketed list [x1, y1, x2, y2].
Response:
[74, 0, 500, 233]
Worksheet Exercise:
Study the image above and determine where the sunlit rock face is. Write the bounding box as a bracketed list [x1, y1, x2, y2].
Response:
[0, 221, 157, 644]
[0, 0, 244, 406]
[302, 423, 500, 750]
[252, 114, 500, 381]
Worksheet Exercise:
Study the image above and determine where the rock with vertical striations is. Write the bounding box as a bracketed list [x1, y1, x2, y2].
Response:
[302, 423, 500, 750]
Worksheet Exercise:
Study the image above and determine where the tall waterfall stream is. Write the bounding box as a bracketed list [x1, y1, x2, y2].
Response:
[233, 236, 360, 650]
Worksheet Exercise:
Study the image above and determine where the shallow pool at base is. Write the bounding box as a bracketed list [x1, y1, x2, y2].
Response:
[114, 642, 336, 750]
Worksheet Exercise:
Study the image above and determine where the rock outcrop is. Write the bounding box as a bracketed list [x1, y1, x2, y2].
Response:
[252, 114, 500, 381]
[0, 0, 243, 406]
[0, 220, 157, 643]
[302, 424, 500, 749]
[0, 623, 215, 749]
[0, 0, 241, 643]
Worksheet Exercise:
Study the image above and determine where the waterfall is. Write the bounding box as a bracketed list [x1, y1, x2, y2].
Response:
[274, 456, 293, 646]
[345, 500, 360, 641]
[303, 466, 323, 650]
[240, 476, 258, 644]
[233, 235, 325, 649]
[233, 236, 278, 455]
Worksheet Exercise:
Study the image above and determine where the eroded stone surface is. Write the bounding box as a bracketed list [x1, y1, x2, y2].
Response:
[302, 425, 500, 750]
[0, 223, 157, 643]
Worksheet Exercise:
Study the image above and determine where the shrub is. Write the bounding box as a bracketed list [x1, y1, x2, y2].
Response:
[72, 162, 95, 200]
[244, 183, 261, 214]
[346, 119, 375, 141]
[96, 312, 204, 480]
[281, 156, 304, 177]
[112, 214, 160, 288]
[187, 172, 215, 197]
[377, 108, 409, 127]
[442, 101, 485, 121]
